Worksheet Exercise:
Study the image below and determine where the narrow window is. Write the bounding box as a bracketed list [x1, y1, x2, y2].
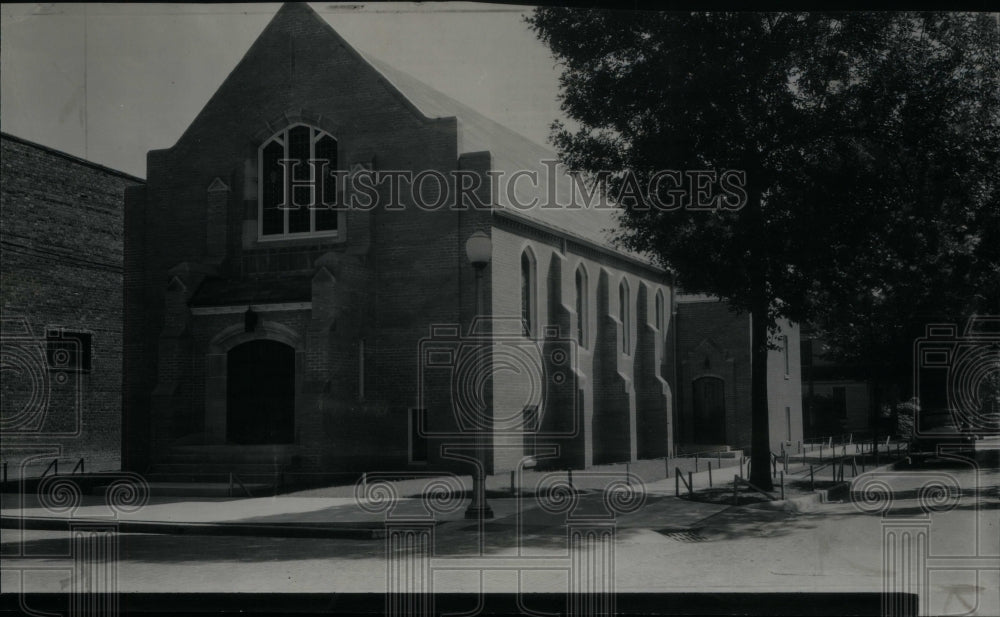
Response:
[521, 250, 535, 337]
[833, 387, 847, 419]
[619, 279, 630, 354]
[575, 266, 588, 348]
[785, 406, 792, 441]
[655, 290, 664, 331]
[523, 405, 539, 459]
[782, 334, 790, 377]
[46, 330, 92, 373]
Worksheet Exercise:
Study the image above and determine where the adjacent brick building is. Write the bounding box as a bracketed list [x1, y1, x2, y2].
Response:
[800, 330, 879, 438]
[1, 132, 143, 477]
[669, 295, 804, 453]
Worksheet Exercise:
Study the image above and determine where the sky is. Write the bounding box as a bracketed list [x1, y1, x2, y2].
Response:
[1, 2, 569, 179]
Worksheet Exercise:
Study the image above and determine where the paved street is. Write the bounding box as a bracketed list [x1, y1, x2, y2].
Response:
[2, 453, 996, 615]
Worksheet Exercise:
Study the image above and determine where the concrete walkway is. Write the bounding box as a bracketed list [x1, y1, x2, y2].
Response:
[0, 442, 908, 541]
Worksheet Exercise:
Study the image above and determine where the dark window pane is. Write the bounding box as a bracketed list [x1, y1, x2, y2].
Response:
[314, 135, 338, 231]
[287, 126, 313, 232]
[521, 253, 532, 336]
[619, 283, 629, 352]
[261, 140, 284, 235]
[315, 135, 338, 208]
[575, 269, 585, 346]
[287, 126, 312, 182]
[315, 207, 338, 232]
[289, 126, 312, 214]
[288, 200, 311, 233]
[46, 330, 92, 372]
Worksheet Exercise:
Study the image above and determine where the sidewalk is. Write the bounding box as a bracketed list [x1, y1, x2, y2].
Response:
[0, 442, 909, 540]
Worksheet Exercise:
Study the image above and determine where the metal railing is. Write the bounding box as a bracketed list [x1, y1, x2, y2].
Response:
[228, 472, 253, 498]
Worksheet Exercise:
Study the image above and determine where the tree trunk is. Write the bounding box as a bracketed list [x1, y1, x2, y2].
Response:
[749, 295, 774, 491]
[742, 173, 774, 491]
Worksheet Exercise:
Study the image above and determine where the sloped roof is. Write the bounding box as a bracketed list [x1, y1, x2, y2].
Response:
[361, 53, 635, 256]
[242, 4, 655, 268]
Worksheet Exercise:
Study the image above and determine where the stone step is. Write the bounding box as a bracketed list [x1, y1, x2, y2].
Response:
[151, 462, 287, 474]
[675, 444, 737, 455]
[142, 472, 283, 486]
[94, 482, 274, 498]
[160, 446, 298, 465]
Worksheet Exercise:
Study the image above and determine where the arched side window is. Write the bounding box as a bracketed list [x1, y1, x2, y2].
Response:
[575, 265, 588, 348]
[521, 249, 536, 337]
[619, 278, 631, 355]
[259, 124, 339, 239]
[655, 289, 664, 331]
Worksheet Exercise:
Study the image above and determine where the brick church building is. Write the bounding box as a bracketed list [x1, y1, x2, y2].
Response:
[123, 3, 797, 483]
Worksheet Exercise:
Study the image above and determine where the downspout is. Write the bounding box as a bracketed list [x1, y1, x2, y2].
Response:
[670, 271, 680, 458]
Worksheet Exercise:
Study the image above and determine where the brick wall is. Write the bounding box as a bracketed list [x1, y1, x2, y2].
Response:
[489, 223, 671, 471]
[675, 300, 752, 447]
[766, 319, 804, 448]
[1, 133, 142, 474]
[674, 300, 803, 451]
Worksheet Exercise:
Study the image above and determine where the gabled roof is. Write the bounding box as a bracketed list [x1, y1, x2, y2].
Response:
[265, 3, 651, 264]
[187, 3, 654, 268]
[361, 53, 633, 258]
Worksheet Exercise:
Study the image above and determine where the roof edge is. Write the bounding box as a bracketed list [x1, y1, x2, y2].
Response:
[1, 132, 146, 183]
[492, 207, 667, 277]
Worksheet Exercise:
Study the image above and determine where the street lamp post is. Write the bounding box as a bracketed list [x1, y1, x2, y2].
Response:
[464, 230, 494, 520]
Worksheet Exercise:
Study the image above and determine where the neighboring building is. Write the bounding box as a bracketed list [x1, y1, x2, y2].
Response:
[124, 3, 674, 482]
[800, 330, 877, 438]
[668, 295, 804, 453]
[1, 132, 143, 477]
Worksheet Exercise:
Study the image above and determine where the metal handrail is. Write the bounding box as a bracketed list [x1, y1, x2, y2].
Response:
[673, 446, 735, 458]
[229, 472, 253, 498]
[732, 475, 776, 503]
[674, 467, 693, 496]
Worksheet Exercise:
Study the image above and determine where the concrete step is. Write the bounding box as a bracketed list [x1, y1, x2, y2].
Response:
[161, 455, 295, 465]
[151, 463, 287, 474]
[161, 445, 298, 465]
[675, 444, 739, 456]
[675, 450, 743, 460]
[94, 481, 274, 498]
[143, 472, 282, 485]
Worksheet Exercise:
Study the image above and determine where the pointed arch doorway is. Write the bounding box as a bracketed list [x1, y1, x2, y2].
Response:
[226, 339, 295, 444]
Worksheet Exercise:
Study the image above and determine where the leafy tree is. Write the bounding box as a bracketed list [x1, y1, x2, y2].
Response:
[800, 13, 1000, 431]
[528, 10, 1000, 490]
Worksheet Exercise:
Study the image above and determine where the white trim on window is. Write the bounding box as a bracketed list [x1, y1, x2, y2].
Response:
[619, 278, 631, 355]
[258, 123, 342, 241]
[521, 247, 537, 338]
[575, 264, 589, 349]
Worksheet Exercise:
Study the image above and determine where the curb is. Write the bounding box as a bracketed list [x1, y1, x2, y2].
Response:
[0, 515, 390, 540]
[745, 458, 904, 513]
